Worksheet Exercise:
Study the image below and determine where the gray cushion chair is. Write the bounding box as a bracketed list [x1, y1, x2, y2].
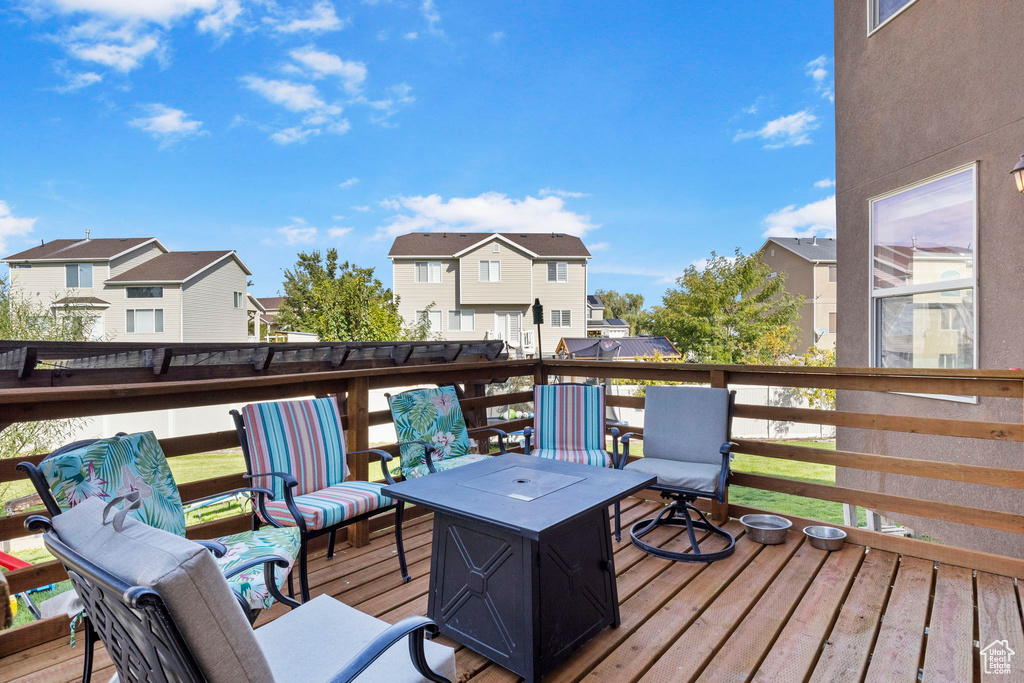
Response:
[30, 496, 457, 683]
[617, 386, 738, 563]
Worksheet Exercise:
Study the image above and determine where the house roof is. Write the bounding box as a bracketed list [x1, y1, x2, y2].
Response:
[762, 237, 836, 262]
[52, 296, 110, 306]
[4, 238, 160, 262]
[388, 232, 591, 258]
[106, 251, 251, 283]
[587, 318, 629, 328]
[587, 294, 604, 308]
[258, 296, 285, 310]
[556, 336, 681, 358]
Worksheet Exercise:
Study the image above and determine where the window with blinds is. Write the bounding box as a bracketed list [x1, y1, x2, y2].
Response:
[448, 309, 474, 331]
[414, 261, 442, 283]
[547, 261, 568, 283]
[479, 260, 501, 282]
[550, 309, 571, 327]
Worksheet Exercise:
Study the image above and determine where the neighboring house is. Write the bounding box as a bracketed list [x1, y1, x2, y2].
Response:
[4, 237, 252, 343]
[555, 336, 681, 360]
[834, 0, 1024, 555]
[388, 232, 591, 355]
[586, 294, 630, 338]
[757, 237, 837, 351]
[255, 296, 285, 339]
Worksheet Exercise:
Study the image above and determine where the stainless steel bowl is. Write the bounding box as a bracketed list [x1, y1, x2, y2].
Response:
[803, 525, 847, 551]
[739, 514, 792, 545]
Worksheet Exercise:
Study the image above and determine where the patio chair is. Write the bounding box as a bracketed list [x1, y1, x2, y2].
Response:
[386, 386, 509, 479]
[29, 496, 456, 683]
[232, 397, 410, 601]
[523, 383, 625, 537]
[618, 386, 737, 563]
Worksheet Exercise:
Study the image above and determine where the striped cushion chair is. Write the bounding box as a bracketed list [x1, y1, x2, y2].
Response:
[232, 397, 409, 601]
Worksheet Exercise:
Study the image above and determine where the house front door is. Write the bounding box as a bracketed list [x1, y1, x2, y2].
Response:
[495, 312, 522, 346]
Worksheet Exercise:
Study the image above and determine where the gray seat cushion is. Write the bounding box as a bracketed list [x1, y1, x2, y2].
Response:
[624, 457, 723, 494]
[51, 498, 274, 682]
[255, 595, 457, 683]
[643, 386, 731, 465]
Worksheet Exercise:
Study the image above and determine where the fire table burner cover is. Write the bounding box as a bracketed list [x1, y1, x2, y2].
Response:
[456, 465, 584, 501]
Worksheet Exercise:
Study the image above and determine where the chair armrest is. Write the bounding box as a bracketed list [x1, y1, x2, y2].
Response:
[186, 487, 276, 506]
[244, 472, 304, 531]
[244, 472, 299, 488]
[327, 615, 449, 683]
[195, 540, 227, 557]
[396, 440, 438, 474]
[522, 426, 533, 454]
[220, 552, 292, 581]
[468, 427, 508, 454]
[619, 431, 643, 461]
[349, 448, 398, 485]
[720, 442, 737, 457]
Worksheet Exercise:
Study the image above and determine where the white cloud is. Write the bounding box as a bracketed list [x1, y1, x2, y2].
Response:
[289, 46, 366, 94]
[339, 177, 359, 189]
[539, 188, 589, 199]
[129, 103, 206, 147]
[586, 241, 609, 252]
[242, 76, 324, 112]
[353, 82, 415, 125]
[37, 0, 217, 23]
[68, 33, 161, 72]
[328, 227, 353, 238]
[814, 178, 836, 188]
[196, 0, 242, 37]
[376, 192, 598, 240]
[589, 263, 679, 284]
[806, 55, 834, 102]
[331, 214, 345, 220]
[0, 201, 38, 254]
[277, 218, 318, 244]
[53, 66, 103, 92]
[420, 0, 442, 35]
[271, 1, 347, 33]
[734, 110, 819, 149]
[489, 30, 505, 43]
[403, 31, 418, 40]
[762, 195, 836, 239]
[351, 205, 371, 212]
[270, 126, 320, 145]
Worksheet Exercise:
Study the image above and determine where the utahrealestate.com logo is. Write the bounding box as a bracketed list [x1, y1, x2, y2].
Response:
[981, 640, 1015, 675]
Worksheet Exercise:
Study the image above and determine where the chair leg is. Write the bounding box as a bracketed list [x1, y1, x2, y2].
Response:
[288, 570, 295, 599]
[81, 616, 98, 683]
[298, 540, 311, 602]
[629, 496, 735, 563]
[614, 501, 622, 542]
[327, 530, 337, 560]
[394, 503, 410, 583]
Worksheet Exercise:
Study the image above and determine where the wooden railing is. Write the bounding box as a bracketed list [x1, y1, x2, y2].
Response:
[3, 357, 1024, 653]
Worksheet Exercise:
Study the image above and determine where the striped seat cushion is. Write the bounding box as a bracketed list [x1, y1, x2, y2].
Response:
[403, 453, 490, 480]
[263, 482, 392, 530]
[240, 398, 349, 499]
[532, 449, 612, 468]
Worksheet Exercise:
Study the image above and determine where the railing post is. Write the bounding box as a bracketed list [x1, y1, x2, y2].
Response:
[347, 375, 371, 547]
[710, 369, 729, 524]
[534, 358, 548, 386]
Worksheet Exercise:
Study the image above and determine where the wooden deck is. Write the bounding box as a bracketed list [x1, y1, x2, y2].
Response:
[3, 497, 1021, 682]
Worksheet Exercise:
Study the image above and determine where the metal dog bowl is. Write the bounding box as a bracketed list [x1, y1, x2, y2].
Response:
[803, 525, 847, 551]
[739, 514, 792, 545]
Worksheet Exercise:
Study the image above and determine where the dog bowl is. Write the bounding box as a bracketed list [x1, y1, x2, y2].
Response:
[803, 525, 847, 551]
[739, 514, 792, 545]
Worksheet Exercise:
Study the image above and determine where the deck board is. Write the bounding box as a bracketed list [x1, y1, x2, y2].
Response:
[3, 499, 1022, 683]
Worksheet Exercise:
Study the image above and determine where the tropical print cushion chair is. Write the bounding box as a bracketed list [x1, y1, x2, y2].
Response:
[525, 383, 621, 469]
[387, 386, 509, 479]
[233, 397, 409, 599]
[20, 431, 300, 614]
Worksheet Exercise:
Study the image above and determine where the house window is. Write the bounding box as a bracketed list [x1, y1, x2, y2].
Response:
[415, 309, 442, 332]
[828, 265, 837, 283]
[871, 165, 976, 370]
[551, 310, 572, 327]
[828, 311, 837, 334]
[547, 262, 568, 283]
[126, 309, 164, 334]
[869, 0, 917, 32]
[479, 260, 501, 282]
[65, 263, 93, 288]
[448, 309, 475, 331]
[233, 292, 244, 308]
[126, 286, 163, 298]
[415, 261, 442, 283]
[767, 272, 778, 279]
[12, 264, 31, 269]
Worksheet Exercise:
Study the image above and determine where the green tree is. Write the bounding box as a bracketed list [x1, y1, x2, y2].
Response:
[652, 249, 803, 364]
[276, 249, 430, 342]
[593, 289, 652, 335]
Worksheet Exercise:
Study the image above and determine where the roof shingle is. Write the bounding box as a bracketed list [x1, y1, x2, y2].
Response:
[106, 251, 240, 283]
[764, 237, 836, 262]
[4, 238, 157, 261]
[388, 232, 591, 258]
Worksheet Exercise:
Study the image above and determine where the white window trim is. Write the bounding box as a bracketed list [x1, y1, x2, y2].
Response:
[478, 260, 501, 283]
[547, 261, 568, 283]
[867, 162, 979, 403]
[415, 309, 442, 332]
[550, 309, 572, 328]
[867, 0, 921, 36]
[65, 263, 94, 289]
[448, 309, 475, 332]
[125, 286, 164, 299]
[126, 308, 165, 334]
[414, 261, 442, 284]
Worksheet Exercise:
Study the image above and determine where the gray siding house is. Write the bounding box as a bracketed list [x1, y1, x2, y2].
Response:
[4, 237, 252, 343]
[388, 232, 591, 355]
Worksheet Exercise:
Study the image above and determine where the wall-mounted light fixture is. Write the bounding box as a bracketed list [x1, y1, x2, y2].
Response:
[1011, 154, 1024, 193]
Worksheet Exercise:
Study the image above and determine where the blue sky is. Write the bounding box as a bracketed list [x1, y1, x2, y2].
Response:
[0, 1, 836, 303]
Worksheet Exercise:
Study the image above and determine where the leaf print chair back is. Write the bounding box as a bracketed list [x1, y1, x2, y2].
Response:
[387, 385, 509, 480]
[18, 431, 302, 683]
[232, 396, 409, 601]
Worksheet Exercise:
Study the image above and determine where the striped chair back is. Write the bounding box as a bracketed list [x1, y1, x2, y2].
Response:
[239, 398, 350, 499]
[533, 384, 606, 451]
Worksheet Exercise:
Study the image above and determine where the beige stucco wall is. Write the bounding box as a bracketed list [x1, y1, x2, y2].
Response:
[834, 0, 1024, 556]
[181, 258, 249, 342]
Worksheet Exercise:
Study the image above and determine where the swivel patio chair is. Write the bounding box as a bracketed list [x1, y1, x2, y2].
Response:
[618, 385, 737, 563]
[19, 431, 301, 683]
[523, 383, 625, 538]
[232, 396, 410, 600]
[387, 385, 509, 479]
[29, 496, 456, 683]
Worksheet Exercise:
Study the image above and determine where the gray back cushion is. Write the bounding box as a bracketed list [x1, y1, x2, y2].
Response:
[51, 498, 274, 683]
[642, 386, 731, 465]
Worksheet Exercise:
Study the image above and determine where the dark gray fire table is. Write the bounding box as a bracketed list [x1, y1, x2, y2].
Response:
[384, 453, 655, 682]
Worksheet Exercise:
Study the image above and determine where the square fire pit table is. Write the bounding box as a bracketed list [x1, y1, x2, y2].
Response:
[383, 453, 655, 682]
